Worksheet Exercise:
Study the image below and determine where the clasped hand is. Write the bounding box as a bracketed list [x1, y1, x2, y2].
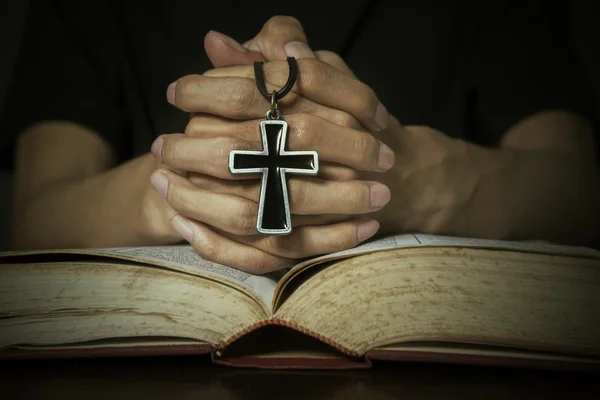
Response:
[148, 19, 398, 272]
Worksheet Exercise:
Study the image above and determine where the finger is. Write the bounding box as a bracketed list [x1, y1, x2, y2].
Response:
[243, 16, 316, 61]
[152, 132, 358, 181]
[204, 30, 266, 68]
[170, 215, 293, 273]
[316, 163, 359, 181]
[221, 218, 380, 259]
[152, 169, 357, 236]
[151, 133, 261, 179]
[315, 50, 355, 77]
[187, 173, 391, 215]
[171, 73, 364, 130]
[187, 172, 355, 225]
[153, 168, 258, 235]
[206, 60, 387, 131]
[185, 114, 395, 172]
[188, 104, 363, 132]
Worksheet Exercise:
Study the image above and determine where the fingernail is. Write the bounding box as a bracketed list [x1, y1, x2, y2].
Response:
[171, 215, 195, 243]
[151, 136, 164, 162]
[369, 182, 391, 209]
[375, 102, 389, 131]
[377, 142, 395, 171]
[284, 41, 316, 59]
[150, 171, 169, 199]
[357, 220, 380, 243]
[210, 30, 247, 52]
[167, 81, 177, 105]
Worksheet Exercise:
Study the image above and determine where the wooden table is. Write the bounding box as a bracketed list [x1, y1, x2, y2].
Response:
[1, 356, 599, 399]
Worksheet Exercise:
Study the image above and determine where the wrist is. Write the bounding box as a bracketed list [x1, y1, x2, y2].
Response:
[372, 124, 516, 239]
[457, 145, 600, 245]
[455, 145, 519, 239]
[372, 125, 482, 237]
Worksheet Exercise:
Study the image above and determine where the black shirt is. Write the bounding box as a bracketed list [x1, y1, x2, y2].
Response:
[0, 0, 589, 168]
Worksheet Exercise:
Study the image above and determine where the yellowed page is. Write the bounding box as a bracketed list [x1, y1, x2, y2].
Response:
[274, 233, 600, 309]
[1, 245, 281, 309]
[0, 262, 266, 348]
[275, 248, 600, 356]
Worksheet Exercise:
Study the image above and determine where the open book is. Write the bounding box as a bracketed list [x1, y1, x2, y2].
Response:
[1, 234, 600, 371]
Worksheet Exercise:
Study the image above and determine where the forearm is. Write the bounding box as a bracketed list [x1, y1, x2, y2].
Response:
[375, 115, 600, 247]
[466, 146, 600, 247]
[12, 153, 174, 250]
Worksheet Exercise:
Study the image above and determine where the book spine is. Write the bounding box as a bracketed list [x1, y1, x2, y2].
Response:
[218, 318, 359, 357]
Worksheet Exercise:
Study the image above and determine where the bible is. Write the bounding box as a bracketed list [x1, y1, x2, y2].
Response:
[1, 233, 599, 371]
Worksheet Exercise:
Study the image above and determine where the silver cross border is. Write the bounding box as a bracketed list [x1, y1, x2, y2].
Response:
[228, 119, 319, 235]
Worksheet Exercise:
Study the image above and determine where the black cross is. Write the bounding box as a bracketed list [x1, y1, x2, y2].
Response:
[228, 120, 319, 235]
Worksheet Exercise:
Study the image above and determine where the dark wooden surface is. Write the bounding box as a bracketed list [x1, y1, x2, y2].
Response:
[1, 356, 599, 399]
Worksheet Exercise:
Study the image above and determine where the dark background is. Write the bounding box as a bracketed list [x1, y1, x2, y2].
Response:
[0, 1, 599, 250]
[0, 0, 29, 250]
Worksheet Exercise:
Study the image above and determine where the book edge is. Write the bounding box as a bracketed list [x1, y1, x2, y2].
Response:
[366, 349, 600, 373]
[0, 343, 214, 360]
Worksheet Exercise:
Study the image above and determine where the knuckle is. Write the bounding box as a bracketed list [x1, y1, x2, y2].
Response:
[352, 134, 377, 167]
[164, 179, 185, 210]
[319, 164, 359, 181]
[243, 255, 274, 275]
[335, 111, 363, 130]
[262, 62, 287, 85]
[265, 15, 301, 31]
[187, 173, 209, 189]
[287, 114, 315, 148]
[221, 78, 255, 117]
[288, 179, 311, 212]
[176, 74, 203, 109]
[234, 201, 258, 235]
[194, 237, 220, 261]
[213, 135, 236, 150]
[267, 236, 300, 259]
[159, 136, 174, 163]
[214, 136, 250, 162]
[213, 137, 234, 163]
[344, 183, 370, 213]
[339, 228, 359, 250]
[262, 61, 298, 91]
[159, 136, 186, 166]
[347, 169, 361, 181]
[184, 115, 206, 136]
[326, 230, 348, 251]
[297, 58, 323, 91]
[337, 167, 361, 181]
[184, 119, 199, 136]
[358, 85, 380, 117]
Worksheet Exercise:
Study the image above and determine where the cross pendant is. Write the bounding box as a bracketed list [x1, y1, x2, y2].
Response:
[228, 120, 319, 235]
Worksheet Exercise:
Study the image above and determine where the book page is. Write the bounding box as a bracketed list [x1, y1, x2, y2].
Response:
[295, 233, 600, 270]
[413, 234, 600, 257]
[68, 246, 280, 307]
[274, 233, 600, 308]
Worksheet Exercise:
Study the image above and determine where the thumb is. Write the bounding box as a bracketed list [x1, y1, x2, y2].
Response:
[204, 30, 266, 68]
[244, 16, 316, 61]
